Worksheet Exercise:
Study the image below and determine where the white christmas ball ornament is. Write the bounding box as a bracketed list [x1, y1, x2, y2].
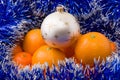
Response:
[41, 6, 80, 48]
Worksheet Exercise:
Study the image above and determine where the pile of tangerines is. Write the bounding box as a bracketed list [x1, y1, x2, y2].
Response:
[12, 29, 117, 69]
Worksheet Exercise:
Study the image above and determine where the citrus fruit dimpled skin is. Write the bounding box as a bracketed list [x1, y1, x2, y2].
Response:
[23, 29, 45, 55]
[32, 45, 65, 67]
[13, 52, 32, 67]
[75, 32, 112, 66]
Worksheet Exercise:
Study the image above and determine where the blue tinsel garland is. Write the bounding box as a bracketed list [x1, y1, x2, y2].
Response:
[0, 0, 120, 80]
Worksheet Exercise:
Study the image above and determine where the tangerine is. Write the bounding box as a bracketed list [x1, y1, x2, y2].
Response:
[62, 34, 82, 58]
[110, 41, 117, 52]
[23, 29, 46, 55]
[32, 45, 65, 67]
[12, 43, 22, 54]
[75, 32, 112, 66]
[13, 52, 32, 68]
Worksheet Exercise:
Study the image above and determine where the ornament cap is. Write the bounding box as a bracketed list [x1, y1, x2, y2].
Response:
[56, 6, 64, 12]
